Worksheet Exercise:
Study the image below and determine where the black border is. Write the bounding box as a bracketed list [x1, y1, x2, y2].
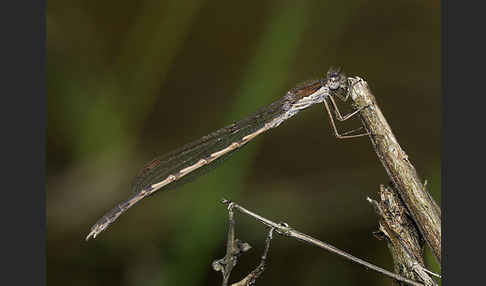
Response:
[2, 0, 46, 285]
[443, 0, 485, 284]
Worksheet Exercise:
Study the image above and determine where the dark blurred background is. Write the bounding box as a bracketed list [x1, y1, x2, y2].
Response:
[47, 0, 440, 285]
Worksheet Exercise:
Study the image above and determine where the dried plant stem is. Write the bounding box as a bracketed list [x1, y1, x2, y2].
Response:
[221, 199, 425, 286]
[212, 203, 252, 286]
[348, 77, 441, 263]
[368, 185, 438, 286]
[213, 199, 273, 286]
[230, 228, 274, 286]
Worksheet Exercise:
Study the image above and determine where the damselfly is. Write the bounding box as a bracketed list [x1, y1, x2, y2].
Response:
[86, 67, 369, 240]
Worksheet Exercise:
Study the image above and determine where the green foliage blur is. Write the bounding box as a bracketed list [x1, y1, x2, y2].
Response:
[47, 0, 441, 285]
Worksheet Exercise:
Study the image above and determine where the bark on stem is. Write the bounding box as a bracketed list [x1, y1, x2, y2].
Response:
[368, 185, 436, 286]
[348, 77, 441, 263]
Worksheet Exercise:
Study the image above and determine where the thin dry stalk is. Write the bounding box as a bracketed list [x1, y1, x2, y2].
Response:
[216, 199, 426, 286]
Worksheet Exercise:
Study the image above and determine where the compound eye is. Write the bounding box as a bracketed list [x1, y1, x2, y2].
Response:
[328, 77, 340, 90]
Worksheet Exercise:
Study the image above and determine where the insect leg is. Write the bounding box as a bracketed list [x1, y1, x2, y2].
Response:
[328, 95, 368, 122]
[323, 98, 369, 139]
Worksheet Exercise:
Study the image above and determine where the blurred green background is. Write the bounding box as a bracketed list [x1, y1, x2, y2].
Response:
[47, 0, 440, 285]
